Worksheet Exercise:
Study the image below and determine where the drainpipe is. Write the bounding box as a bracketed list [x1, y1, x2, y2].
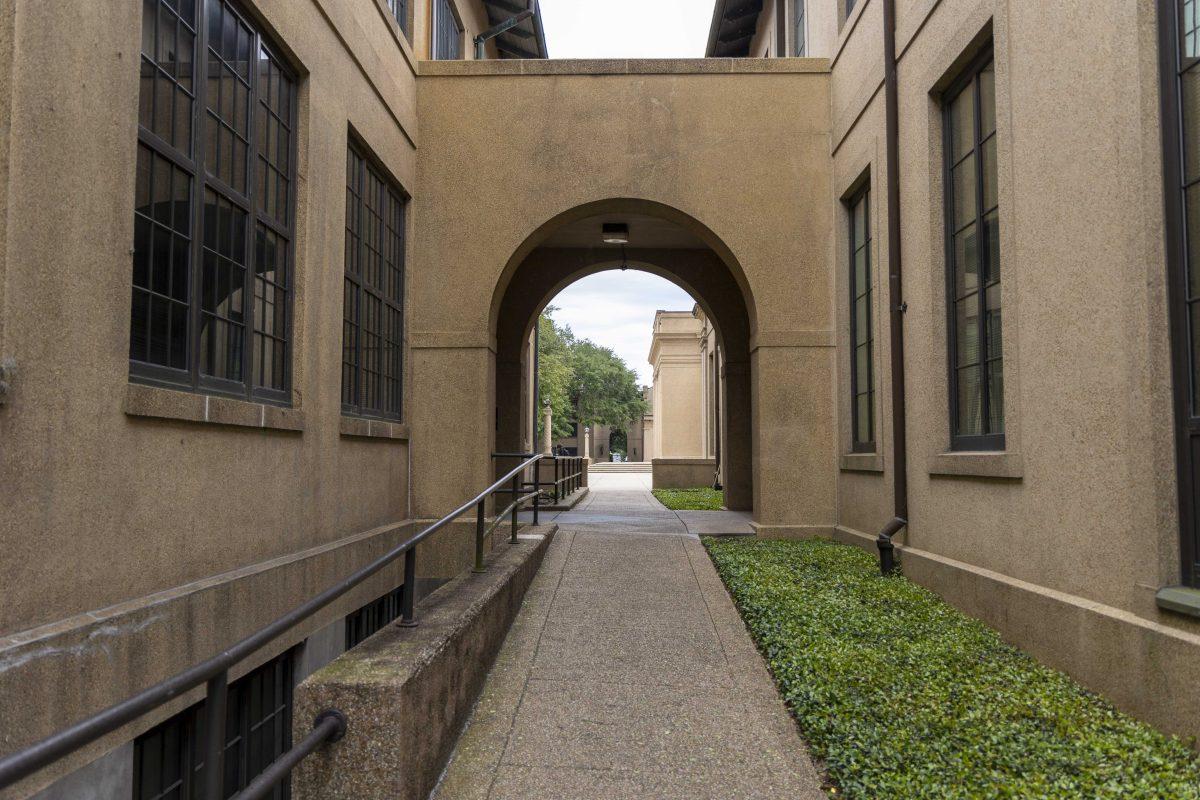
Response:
[877, 0, 909, 574]
[473, 10, 534, 60]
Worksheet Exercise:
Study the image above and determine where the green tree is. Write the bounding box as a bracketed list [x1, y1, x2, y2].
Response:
[536, 310, 647, 441]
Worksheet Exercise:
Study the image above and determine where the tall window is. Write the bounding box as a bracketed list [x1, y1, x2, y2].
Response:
[132, 0, 296, 404]
[848, 186, 874, 452]
[793, 0, 807, 56]
[1161, 0, 1200, 586]
[133, 650, 294, 800]
[343, 144, 406, 421]
[433, 0, 463, 60]
[943, 51, 1002, 450]
[386, 0, 409, 38]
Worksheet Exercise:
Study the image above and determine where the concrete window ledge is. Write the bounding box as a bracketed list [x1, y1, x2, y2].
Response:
[124, 383, 304, 432]
[339, 415, 410, 441]
[840, 452, 883, 473]
[928, 450, 1023, 479]
[1156, 585, 1200, 619]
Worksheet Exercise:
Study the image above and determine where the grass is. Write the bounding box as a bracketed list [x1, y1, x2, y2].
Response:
[702, 537, 1200, 800]
[652, 487, 724, 510]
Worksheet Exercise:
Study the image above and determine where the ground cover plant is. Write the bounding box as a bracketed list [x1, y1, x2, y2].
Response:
[702, 537, 1200, 800]
[652, 487, 724, 510]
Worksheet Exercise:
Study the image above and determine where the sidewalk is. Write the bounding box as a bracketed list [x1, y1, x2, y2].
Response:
[433, 473, 824, 799]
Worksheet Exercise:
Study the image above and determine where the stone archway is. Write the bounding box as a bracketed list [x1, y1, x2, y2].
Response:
[490, 200, 755, 510]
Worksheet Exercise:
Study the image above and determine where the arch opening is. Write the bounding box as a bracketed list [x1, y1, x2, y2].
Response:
[490, 201, 756, 511]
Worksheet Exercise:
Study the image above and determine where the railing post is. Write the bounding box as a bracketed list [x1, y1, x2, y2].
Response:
[399, 548, 418, 627]
[202, 671, 228, 800]
[532, 474, 540, 526]
[510, 474, 520, 543]
[553, 456, 560, 502]
[473, 499, 486, 572]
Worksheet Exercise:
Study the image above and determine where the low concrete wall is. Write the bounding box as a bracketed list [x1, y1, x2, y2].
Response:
[652, 458, 717, 489]
[292, 527, 555, 800]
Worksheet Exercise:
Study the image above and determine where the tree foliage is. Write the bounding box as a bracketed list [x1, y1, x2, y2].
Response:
[536, 309, 647, 441]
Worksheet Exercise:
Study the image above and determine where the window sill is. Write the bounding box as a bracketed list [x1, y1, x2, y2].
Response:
[1156, 585, 1200, 619]
[340, 415, 409, 441]
[124, 384, 304, 432]
[840, 452, 883, 473]
[928, 450, 1023, 479]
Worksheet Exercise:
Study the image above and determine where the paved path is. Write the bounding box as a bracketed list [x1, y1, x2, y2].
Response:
[433, 473, 825, 800]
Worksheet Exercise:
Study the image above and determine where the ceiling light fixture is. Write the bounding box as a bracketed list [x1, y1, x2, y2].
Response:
[601, 222, 629, 245]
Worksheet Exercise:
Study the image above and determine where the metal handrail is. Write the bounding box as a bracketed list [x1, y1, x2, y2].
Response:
[490, 453, 584, 504]
[0, 454, 545, 798]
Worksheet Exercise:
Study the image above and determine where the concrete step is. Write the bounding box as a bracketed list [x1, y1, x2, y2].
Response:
[588, 462, 652, 473]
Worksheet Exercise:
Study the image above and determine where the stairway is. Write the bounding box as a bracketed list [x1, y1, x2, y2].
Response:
[588, 461, 652, 474]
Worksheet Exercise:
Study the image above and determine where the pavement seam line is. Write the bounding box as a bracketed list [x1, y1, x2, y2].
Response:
[486, 530, 578, 796]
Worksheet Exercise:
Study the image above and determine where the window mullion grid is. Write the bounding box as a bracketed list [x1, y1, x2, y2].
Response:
[973, 68, 990, 437]
[353, 156, 366, 417]
[186, 0, 207, 393]
[242, 32, 261, 401]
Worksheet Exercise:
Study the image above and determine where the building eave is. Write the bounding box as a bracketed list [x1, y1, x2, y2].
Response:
[705, 0, 765, 58]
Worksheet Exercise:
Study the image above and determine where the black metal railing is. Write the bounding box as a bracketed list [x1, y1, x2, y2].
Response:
[491, 453, 584, 508]
[0, 454, 545, 799]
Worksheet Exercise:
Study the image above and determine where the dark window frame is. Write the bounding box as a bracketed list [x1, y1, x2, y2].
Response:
[847, 184, 875, 453]
[133, 649, 295, 800]
[1158, 0, 1200, 588]
[793, 0, 807, 57]
[131, 0, 298, 406]
[345, 585, 404, 650]
[387, 0, 410, 38]
[342, 137, 407, 422]
[942, 45, 1004, 452]
[432, 0, 463, 60]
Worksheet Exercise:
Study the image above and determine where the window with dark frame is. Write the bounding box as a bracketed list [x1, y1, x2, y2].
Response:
[848, 185, 874, 452]
[943, 49, 1003, 451]
[387, 0, 409, 37]
[793, 0, 806, 56]
[345, 585, 404, 650]
[342, 143, 406, 421]
[1160, 0, 1200, 587]
[432, 0, 463, 60]
[133, 649, 294, 800]
[132, 0, 297, 404]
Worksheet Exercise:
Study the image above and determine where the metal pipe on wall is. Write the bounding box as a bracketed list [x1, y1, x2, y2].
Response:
[877, 0, 910, 573]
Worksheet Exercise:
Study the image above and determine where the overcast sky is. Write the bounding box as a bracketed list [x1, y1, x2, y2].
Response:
[548, 271, 695, 386]
[539, 0, 710, 59]
[538, 2, 710, 384]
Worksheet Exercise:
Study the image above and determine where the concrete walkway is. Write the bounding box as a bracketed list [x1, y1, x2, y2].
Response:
[433, 474, 825, 800]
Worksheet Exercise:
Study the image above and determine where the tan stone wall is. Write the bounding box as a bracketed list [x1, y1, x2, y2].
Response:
[648, 311, 705, 459]
[827, 0, 1200, 739]
[0, 1, 433, 791]
[412, 59, 836, 529]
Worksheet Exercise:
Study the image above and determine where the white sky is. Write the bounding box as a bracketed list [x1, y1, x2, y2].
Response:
[538, 3, 711, 383]
[548, 271, 695, 385]
[539, 0, 712, 59]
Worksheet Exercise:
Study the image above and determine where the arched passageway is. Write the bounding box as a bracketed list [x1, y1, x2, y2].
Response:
[490, 200, 755, 510]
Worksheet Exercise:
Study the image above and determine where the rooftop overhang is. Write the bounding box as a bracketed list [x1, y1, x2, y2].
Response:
[705, 0, 765, 58]
[483, 0, 549, 59]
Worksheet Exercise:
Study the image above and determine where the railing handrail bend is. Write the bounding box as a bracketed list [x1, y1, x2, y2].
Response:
[0, 454, 545, 793]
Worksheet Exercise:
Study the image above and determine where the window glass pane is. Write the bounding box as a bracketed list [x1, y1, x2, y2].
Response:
[956, 364, 983, 436]
[854, 245, 868, 300]
[951, 155, 976, 230]
[855, 393, 871, 444]
[854, 294, 869, 343]
[1184, 67, 1200, 183]
[979, 61, 995, 137]
[855, 342, 871, 390]
[1182, 0, 1200, 59]
[199, 189, 247, 380]
[955, 292, 980, 367]
[987, 360, 1005, 433]
[949, 84, 974, 162]
[983, 209, 1000, 284]
[953, 222, 978, 297]
[981, 136, 997, 212]
[1192, 302, 1200, 416]
[1186, 186, 1200, 300]
[794, 0, 806, 57]
[985, 285, 1002, 361]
